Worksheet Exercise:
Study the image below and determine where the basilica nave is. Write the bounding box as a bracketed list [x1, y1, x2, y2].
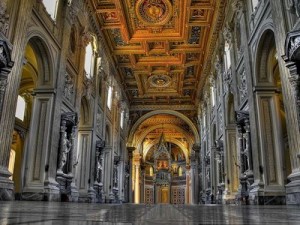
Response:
[1, 0, 300, 222]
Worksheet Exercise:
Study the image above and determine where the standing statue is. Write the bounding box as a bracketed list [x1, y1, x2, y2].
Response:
[58, 132, 72, 173]
[113, 165, 118, 188]
[96, 158, 102, 183]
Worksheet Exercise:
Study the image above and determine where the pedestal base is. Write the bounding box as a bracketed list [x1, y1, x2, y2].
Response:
[94, 182, 104, 203]
[249, 182, 286, 205]
[87, 187, 96, 203]
[57, 172, 78, 202]
[286, 172, 300, 205]
[0, 168, 14, 200]
[44, 178, 60, 201]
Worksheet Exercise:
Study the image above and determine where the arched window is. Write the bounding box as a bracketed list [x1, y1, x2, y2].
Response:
[84, 42, 95, 79]
[251, 0, 259, 11]
[42, 0, 60, 20]
[150, 166, 154, 176]
[211, 86, 215, 106]
[15, 95, 26, 121]
[224, 42, 231, 70]
[107, 86, 113, 110]
[178, 166, 183, 177]
[120, 110, 124, 129]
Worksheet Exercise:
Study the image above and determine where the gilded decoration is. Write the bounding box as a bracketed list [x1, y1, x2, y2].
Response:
[92, 0, 225, 108]
[135, 0, 173, 26]
[149, 74, 171, 88]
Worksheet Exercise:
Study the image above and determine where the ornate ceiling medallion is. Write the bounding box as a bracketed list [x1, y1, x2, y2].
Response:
[135, 0, 173, 26]
[149, 74, 172, 88]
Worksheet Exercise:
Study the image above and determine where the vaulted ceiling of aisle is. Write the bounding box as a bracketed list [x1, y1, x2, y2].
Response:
[91, 0, 226, 112]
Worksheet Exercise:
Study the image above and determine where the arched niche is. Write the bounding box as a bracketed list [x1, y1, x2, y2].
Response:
[255, 28, 291, 190]
[26, 36, 54, 87]
[79, 96, 92, 126]
[105, 124, 112, 146]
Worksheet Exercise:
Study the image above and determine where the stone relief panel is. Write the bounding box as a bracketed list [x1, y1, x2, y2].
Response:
[96, 106, 103, 136]
[238, 69, 247, 103]
[235, 21, 243, 60]
[64, 72, 74, 102]
[223, 68, 232, 94]
[218, 108, 223, 136]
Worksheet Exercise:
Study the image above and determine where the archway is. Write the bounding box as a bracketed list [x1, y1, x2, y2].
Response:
[75, 96, 93, 201]
[10, 36, 54, 200]
[128, 110, 200, 146]
[255, 29, 291, 203]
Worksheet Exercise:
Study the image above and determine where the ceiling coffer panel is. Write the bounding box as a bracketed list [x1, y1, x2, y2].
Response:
[93, 0, 221, 107]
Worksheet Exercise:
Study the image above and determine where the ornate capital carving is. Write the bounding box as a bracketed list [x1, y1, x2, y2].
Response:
[287, 0, 300, 18]
[82, 31, 93, 47]
[61, 112, 78, 126]
[209, 74, 215, 88]
[0, 40, 14, 75]
[127, 147, 135, 159]
[192, 143, 201, 153]
[232, 0, 244, 15]
[214, 55, 222, 76]
[285, 31, 300, 62]
[235, 110, 249, 125]
[0, 0, 9, 37]
[114, 155, 121, 165]
[0, 78, 7, 91]
[96, 139, 105, 149]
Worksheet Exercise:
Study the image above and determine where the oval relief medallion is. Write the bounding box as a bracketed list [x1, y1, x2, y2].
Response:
[136, 0, 173, 26]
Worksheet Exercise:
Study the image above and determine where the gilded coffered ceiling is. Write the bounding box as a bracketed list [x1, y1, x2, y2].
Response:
[91, 0, 225, 111]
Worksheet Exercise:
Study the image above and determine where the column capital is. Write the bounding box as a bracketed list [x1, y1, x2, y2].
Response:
[127, 147, 135, 159]
[133, 153, 141, 166]
[192, 143, 201, 152]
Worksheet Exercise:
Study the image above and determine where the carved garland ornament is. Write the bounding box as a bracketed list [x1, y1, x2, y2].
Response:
[135, 0, 173, 26]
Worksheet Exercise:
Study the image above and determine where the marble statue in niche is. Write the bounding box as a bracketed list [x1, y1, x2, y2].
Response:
[64, 73, 74, 101]
[56, 112, 78, 201]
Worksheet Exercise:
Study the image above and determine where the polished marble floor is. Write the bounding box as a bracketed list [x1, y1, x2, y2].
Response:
[0, 201, 300, 225]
